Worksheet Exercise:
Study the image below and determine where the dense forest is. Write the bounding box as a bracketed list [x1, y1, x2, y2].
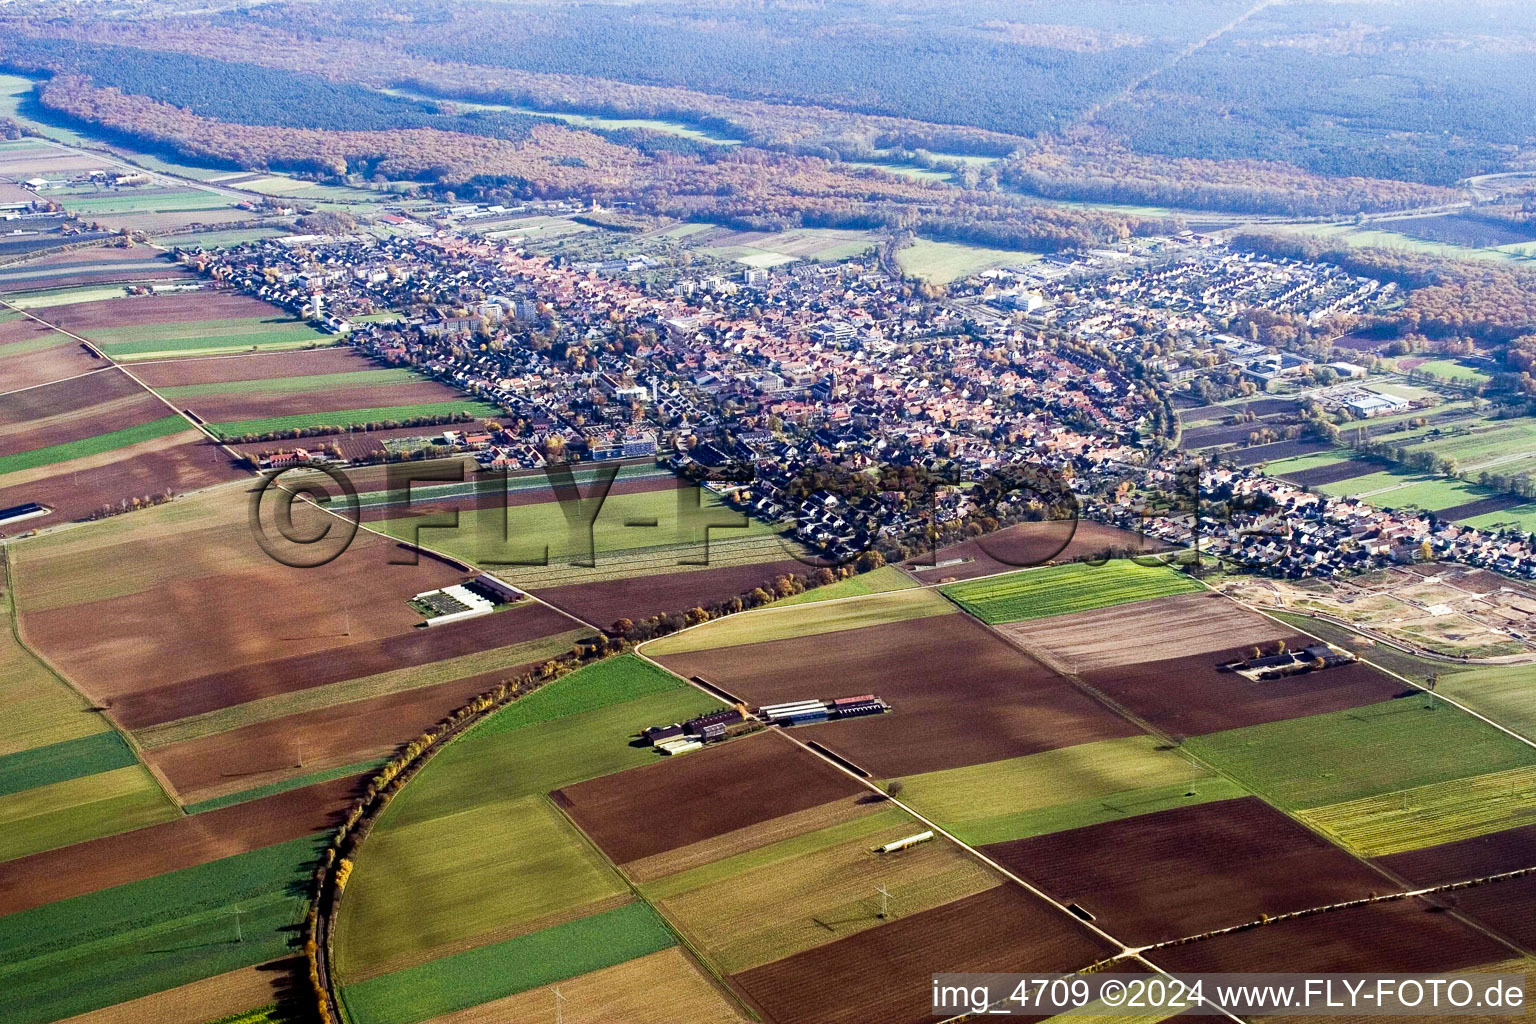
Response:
[2, 13, 1488, 218]
[1097, 3, 1536, 184]
[37, 74, 1166, 253]
[0, 38, 550, 141]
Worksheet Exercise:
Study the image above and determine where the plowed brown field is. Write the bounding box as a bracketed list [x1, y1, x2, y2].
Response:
[657, 614, 1140, 776]
[555, 730, 867, 865]
[147, 657, 565, 803]
[1080, 646, 1405, 737]
[533, 556, 810, 627]
[981, 798, 1389, 945]
[133, 347, 385, 387]
[730, 885, 1114, 1024]
[1153, 898, 1511, 974]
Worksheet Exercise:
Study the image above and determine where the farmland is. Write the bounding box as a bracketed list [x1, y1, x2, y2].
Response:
[1299, 765, 1536, 857]
[1183, 697, 1536, 809]
[731, 886, 1113, 1024]
[339, 902, 678, 1024]
[1080, 642, 1404, 736]
[0, 364, 243, 524]
[1154, 897, 1510, 975]
[332, 656, 723, 980]
[643, 586, 955, 655]
[409, 948, 747, 1024]
[657, 611, 1140, 777]
[375, 480, 784, 586]
[998, 590, 1290, 673]
[940, 560, 1202, 625]
[0, 833, 327, 1024]
[35, 291, 338, 361]
[892, 735, 1238, 847]
[981, 798, 1388, 945]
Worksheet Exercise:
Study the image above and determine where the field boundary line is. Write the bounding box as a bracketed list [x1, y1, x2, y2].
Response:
[0, 364, 115, 398]
[0, 541, 186, 815]
[544, 790, 765, 1022]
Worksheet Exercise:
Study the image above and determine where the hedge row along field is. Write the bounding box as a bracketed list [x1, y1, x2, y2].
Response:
[939, 559, 1202, 625]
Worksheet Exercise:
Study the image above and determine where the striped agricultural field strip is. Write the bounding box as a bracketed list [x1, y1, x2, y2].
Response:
[940, 559, 1202, 625]
[208, 399, 502, 438]
[768, 564, 918, 606]
[643, 586, 955, 656]
[134, 628, 592, 749]
[184, 759, 387, 815]
[402, 947, 748, 1024]
[1297, 764, 1536, 858]
[0, 834, 327, 1024]
[154, 368, 425, 400]
[82, 317, 323, 346]
[0, 415, 190, 476]
[0, 575, 107, 758]
[0, 731, 140, 798]
[0, 764, 178, 863]
[338, 902, 677, 1024]
[0, 330, 78, 358]
[101, 330, 334, 360]
[7, 286, 133, 309]
[948, 779, 1250, 848]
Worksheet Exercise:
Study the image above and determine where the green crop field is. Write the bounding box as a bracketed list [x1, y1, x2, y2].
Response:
[101, 328, 337, 361]
[0, 331, 74, 359]
[0, 763, 176, 862]
[893, 736, 1234, 845]
[1408, 359, 1494, 383]
[368, 687, 722, 835]
[1262, 449, 1356, 477]
[0, 834, 325, 1024]
[340, 901, 677, 1024]
[953, 780, 1250, 847]
[379, 483, 777, 576]
[895, 238, 1037, 283]
[0, 415, 190, 476]
[335, 793, 629, 980]
[1313, 469, 1493, 511]
[1184, 697, 1536, 810]
[1462, 503, 1536, 531]
[59, 191, 233, 215]
[6, 285, 132, 308]
[770, 564, 919, 606]
[1298, 764, 1536, 857]
[0, 730, 139, 797]
[940, 560, 1202, 625]
[154, 367, 437, 401]
[209, 399, 501, 438]
[644, 586, 955, 655]
[334, 657, 720, 983]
